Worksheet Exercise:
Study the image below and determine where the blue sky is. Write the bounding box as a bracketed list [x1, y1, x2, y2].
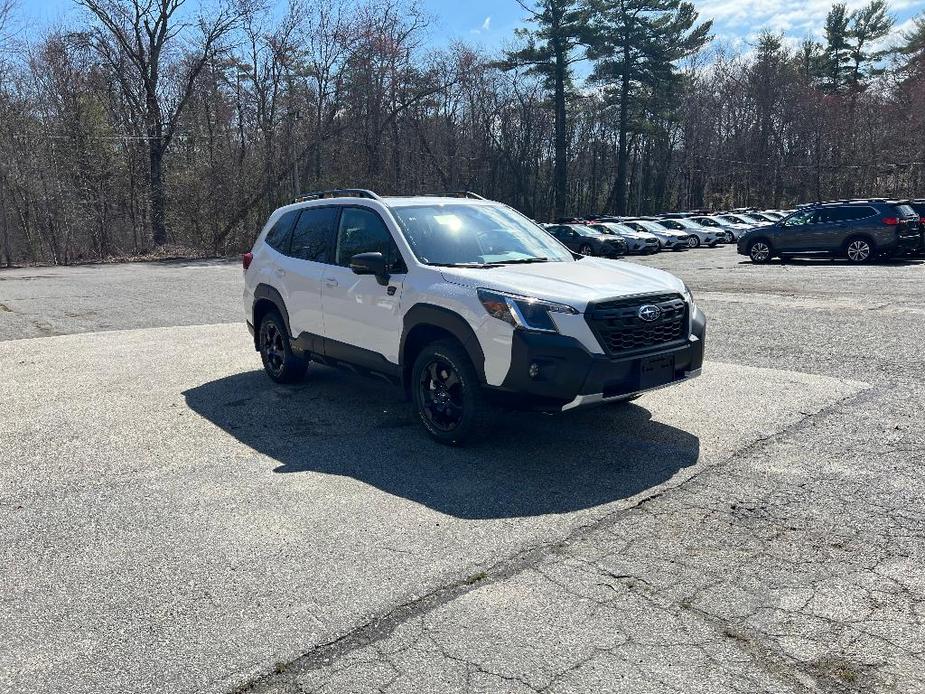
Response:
[16, 0, 925, 56]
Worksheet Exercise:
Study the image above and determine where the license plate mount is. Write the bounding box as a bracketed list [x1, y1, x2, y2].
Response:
[639, 355, 676, 390]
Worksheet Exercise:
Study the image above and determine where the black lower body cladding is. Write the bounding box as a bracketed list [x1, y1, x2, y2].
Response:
[493, 310, 706, 410]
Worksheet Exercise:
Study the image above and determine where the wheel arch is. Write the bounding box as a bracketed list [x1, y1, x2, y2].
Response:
[400, 304, 486, 396]
[252, 284, 291, 349]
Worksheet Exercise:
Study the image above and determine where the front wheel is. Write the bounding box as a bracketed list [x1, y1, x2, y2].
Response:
[578, 244, 594, 256]
[845, 237, 874, 264]
[688, 235, 700, 248]
[259, 311, 308, 383]
[748, 239, 772, 264]
[411, 340, 493, 446]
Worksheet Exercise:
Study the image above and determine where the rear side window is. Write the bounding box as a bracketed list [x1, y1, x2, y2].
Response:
[264, 209, 299, 252]
[831, 206, 875, 221]
[335, 207, 406, 272]
[290, 207, 340, 262]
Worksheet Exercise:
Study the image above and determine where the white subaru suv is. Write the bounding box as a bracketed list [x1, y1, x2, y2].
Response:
[242, 190, 706, 445]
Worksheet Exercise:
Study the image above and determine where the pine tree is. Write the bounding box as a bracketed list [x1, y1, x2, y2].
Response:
[823, 3, 852, 92]
[847, 0, 894, 89]
[894, 12, 925, 75]
[587, 0, 711, 214]
[502, 1, 591, 218]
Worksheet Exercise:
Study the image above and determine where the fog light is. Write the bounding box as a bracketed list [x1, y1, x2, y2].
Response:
[528, 362, 540, 379]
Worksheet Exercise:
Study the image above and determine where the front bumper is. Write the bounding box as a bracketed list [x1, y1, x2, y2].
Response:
[493, 308, 706, 411]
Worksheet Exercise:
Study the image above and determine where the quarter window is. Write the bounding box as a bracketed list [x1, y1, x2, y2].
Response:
[290, 207, 339, 263]
[335, 207, 406, 272]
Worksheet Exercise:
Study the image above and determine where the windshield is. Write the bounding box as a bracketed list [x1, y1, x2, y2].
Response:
[599, 222, 636, 235]
[672, 219, 702, 229]
[571, 225, 602, 237]
[390, 204, 573, 266]
[762, 212, 783, 220]
[737, 214, 763, 224]
[637, 220, 670, 233]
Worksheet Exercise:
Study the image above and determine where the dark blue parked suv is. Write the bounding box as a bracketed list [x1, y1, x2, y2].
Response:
[738, 201, 921, 264]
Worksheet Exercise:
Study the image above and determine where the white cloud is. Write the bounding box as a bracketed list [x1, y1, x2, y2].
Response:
[482, 16, 492, 31]
[699, 0, 924, 40]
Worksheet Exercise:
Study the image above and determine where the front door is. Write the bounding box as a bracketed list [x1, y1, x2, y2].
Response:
[775, 209, 820, 252]
[321, 206, 407, 368]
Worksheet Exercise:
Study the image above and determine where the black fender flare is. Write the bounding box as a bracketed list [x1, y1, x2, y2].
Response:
[400, 304, 486, 384]
[252, 284, 292, 342]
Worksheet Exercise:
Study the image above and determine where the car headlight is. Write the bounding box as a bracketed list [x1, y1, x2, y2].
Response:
[477, 289, 578, 333]
[681, 283, 694, 306]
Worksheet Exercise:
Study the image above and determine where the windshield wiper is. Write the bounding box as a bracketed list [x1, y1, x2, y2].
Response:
[426, 261, 497, 268]
[485, 257, 549, 265]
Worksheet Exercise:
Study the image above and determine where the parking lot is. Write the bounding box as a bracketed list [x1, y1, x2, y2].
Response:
[2, 246, 924, 693]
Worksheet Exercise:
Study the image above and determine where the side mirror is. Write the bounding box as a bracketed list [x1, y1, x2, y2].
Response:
[350, 251, 390, 285]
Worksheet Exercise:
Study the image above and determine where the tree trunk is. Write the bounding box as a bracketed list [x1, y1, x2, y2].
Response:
[148, 134, 167, 247]
[553, 43, 568, 219]
[613, 46, 632, 215]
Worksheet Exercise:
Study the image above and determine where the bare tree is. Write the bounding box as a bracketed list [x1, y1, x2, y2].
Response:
[77, 0, 238, 246]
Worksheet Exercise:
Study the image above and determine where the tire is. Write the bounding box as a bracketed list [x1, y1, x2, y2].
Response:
[748, 239, 772, 264]
[688, 235, 700, 248]
[411, 339, 493, 446]
[725, 231, 735, 243]
[844, 236, 874, 264]
[258, 310, 308, 383]
[579, 244, 594, 256]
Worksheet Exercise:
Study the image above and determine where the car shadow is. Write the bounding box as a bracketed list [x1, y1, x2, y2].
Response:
[737, 256, 924, 267]
[182, 367, 700, 520]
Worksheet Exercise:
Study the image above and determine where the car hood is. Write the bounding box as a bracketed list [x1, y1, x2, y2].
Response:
[440, 259, 685, 311]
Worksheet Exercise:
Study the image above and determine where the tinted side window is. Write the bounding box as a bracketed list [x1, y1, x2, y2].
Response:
[264, 209, 299, 252]
[336, 207, 406, 272]
[290, 207, 339, 262]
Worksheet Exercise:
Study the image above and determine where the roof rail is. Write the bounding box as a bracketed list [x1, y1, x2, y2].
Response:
[294, 188, 382, 203]
[438, 191, 487, 200]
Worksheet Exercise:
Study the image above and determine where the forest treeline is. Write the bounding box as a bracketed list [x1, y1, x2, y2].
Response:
[0, 0, 923, 264]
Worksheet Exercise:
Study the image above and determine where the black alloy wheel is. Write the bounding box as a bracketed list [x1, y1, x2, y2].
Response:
[259, 311, 308, 383]
[411, 340, 492, 445]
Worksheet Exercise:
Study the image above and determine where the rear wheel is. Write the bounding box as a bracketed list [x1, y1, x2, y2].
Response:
[579, 243, 594, 256]
[411, 340, 493, 446]
[688, 235, 700, 248]
[844, 236, 874, 264]
[259, 311, 307, 383]
[748, 239, 772, 264]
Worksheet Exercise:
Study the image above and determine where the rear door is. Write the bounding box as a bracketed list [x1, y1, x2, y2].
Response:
[279, 205, 340, 341]
[321, 206, 407, 367]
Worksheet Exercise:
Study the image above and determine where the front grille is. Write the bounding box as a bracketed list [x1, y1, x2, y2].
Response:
[586, 293, 687, 357]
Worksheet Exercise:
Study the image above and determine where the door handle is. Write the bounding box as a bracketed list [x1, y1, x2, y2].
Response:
[325, 278, 339, 288]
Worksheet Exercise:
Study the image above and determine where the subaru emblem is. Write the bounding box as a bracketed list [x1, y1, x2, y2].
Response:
[638, 304, 661, 322]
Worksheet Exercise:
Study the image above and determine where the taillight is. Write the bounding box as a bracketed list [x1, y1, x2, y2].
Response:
[882, 217, 898, 226]
[242, 252, 253, 270]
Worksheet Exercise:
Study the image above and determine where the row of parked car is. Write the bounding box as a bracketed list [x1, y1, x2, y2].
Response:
[544, 199, 925, 264]
[541, 209, 791, 258]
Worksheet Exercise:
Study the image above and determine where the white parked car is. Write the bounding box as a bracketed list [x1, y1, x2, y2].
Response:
[656, 218, 723, 247]
[589, 222, 660, 254]
[242, 190, 706, 444]
[688, 215, 754, 243]
[621, 219, 692, 250]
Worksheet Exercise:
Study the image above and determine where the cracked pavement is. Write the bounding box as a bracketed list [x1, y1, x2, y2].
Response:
[1, 248, 924, 693]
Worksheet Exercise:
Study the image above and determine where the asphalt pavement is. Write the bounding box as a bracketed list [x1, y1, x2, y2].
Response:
[1, 247, 923, 694]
